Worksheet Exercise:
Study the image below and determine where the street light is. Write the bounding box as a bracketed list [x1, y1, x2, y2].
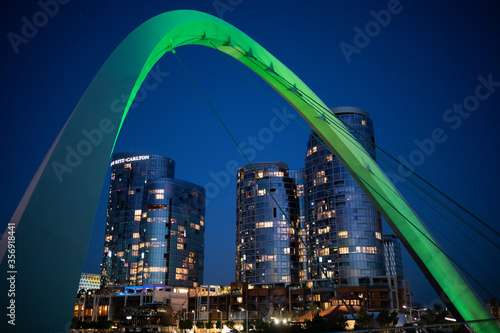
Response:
[217, 309, 223, 331]
[403, 305, 427, 322]
[241, 308, 248, 333]
[414, 308, 427, 320]
[403, 305, 412, 323]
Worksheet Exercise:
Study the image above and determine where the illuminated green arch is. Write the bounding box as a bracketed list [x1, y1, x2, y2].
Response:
[0, 10, 494, 332]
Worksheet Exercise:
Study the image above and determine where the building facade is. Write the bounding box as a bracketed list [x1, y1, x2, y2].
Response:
[101, 153, 205, 288]
[383, 234, 404, 280]
[78, 273, 101, 292]
[304, 106, 385, 285]
[138, 178, 205, 287]
[235, 162, 302, 285]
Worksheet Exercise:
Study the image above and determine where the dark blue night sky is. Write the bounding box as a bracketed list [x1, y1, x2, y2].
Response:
[1, 0, 499, 307]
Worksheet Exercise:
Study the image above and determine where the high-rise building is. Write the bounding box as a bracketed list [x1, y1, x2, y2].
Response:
[304, 106, 385, 285]
[289, 169, 308, 282]
[101, 153, 205, 288]
[138, 178, 205, 287]
[383, 234, 404, 280]
[235, 162, 302, 285]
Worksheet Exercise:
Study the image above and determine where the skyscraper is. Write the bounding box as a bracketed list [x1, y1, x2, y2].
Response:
[304, 106, 385, 285]
[383, 234, 404, 280]
[235, 162, 302, 285]
[138, 178, 205, 287]
[101, 153, 205, 288]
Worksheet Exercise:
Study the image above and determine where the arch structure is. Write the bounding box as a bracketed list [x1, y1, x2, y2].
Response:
[0, 10, 494, 332]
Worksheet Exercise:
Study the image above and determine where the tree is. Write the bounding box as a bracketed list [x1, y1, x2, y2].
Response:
[205, 320, 214, 329]
[180, 319, 193, 332]
[196, 320, 205, 329]
[420, 304, 447, 325]
[324, 311, 348, 332]
[308, 302, 320, 315]
[354, 307, 374, 329]
[174, 309, 184, 322]
[254, 318, 268, 331]
[304, 312, 325, 333]
[225, 320, 236, 330]
[216, 319, 223, 329]
[376, 309, 398, 328]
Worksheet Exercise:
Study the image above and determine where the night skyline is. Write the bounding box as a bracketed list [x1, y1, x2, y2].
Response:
[1, 0, 500, 311]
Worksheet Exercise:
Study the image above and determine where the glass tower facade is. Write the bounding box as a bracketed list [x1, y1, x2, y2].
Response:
[138, 178, 205, 287]
[236, 162, 302, 285]
[101, 153, 205, 288]
[304, 107, 385, 285]
[383, 234, 404, 280]
[289, 169, 307, 282]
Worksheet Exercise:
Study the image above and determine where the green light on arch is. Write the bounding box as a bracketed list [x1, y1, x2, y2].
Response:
[0, 10, 495, 332]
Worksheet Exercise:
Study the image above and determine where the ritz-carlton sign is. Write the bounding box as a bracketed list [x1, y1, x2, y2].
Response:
[110, 155, 150, 166]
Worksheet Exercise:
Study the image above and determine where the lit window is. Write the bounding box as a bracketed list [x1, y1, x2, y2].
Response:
[339, 247, 349, 254]
[156, 194, 164, 199]
[375, 232, 382, 240]
[316, 171, 325, 178]
[338, 231, 348, 238]
[362, 119, 366, 126]
[150, 267, 168, 273]
[124, 163, 131, 169]
[312, 146, 318, 153]
[257, 189, 266, 196]
[133, 233, 140, 239]
[177, 244, 183, 250]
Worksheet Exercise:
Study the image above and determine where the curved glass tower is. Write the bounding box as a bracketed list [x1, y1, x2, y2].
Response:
[101, 153, 205, 288]
[236, 162, 302, 285]
[304, 107, 385, 285]
[138, 178, 205, 287]
[101, 153, 175, 287]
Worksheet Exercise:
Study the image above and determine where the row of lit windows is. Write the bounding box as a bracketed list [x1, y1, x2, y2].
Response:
[255, 170, 285, 179]
[338, 246, 378, 254]
[143, 267, 167, 273]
